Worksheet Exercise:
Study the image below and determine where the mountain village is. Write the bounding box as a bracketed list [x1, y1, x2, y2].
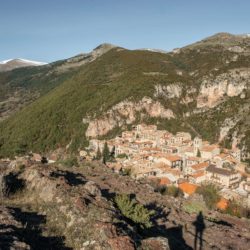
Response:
[86, 124, 250, 208]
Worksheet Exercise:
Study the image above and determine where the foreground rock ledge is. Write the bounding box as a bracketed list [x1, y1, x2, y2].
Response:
[0, 163, 249, 250]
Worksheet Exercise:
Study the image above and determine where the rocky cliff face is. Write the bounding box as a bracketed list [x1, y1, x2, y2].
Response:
[154, 84, 183, 99]
[197, 68, 249, 108]
[85, 97, 175, 138]
[84, 65, 250, 152]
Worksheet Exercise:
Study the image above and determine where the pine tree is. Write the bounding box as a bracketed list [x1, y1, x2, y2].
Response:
[110, 146, 115, 159]
[102, 142, 110, 164]
[96, 147, 102, 160]
[115, 193, 155, 229]
[197, 149, 201, 157]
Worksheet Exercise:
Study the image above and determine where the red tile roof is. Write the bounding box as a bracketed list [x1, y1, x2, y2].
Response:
[191, 162, 209, 171]
[160, 177, 171, 186]
[178, 182, 198, 195]
[191, 171, 205, 178]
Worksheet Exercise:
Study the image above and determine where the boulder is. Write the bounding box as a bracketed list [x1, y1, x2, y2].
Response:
[108, 236, 135, 250]
[141, 237, 170, 250]
[84, 181, 101, 197]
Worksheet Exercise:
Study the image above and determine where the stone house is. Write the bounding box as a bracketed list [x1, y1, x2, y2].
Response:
[162, 146, 178, 154]
[189, 171, 206, 184]
[135, 169, 157, 179]
[206, 165, 241, 188]
[184, 147, 196, 157]
[152, 154, 182, 169]
[186, 156, 203, 167]
[200, 145, 220, 159]
[185, 162, 210, 175]
[213, 153, 231, 167]
[193, 137, 202, 155]
[229, 148, 241, 162]
[121, 131, 136, 141]
[135, 124, 157, 136]
[176, 132, 192, 143]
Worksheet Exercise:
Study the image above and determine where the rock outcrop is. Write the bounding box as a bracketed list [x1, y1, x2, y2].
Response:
[219, 118, 238, 142]
[154, 84, 183, 99]
[56, 43, 117, 72]
[1, 163, 249, 250]
[85, 97, 175, 138]
[197, 68, 249, 108]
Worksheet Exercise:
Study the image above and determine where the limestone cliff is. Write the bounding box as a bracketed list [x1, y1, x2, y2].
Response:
[197, 68, 249, 108]
[85, 97, 175, 138]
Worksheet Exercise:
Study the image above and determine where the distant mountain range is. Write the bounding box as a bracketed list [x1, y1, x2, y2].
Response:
[0, 33, 249, 158]
[0, 58, 47, 72]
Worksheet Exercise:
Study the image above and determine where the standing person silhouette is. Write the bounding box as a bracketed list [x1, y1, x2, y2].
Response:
[193, 211, 206, 250]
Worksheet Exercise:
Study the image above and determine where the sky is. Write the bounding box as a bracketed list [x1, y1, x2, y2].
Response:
[0, 0, 249, 62]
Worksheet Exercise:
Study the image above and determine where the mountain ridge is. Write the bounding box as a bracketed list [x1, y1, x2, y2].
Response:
[0, 58, 48, 72]
[0, 33, 249, 158]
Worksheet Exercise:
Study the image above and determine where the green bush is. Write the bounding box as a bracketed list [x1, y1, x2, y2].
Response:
[183, 201, 206, 214]
[153, 184, 167, 194]
[196, 183, 220, 209]
[225, 200, 250, 218]
[114, 193, 155, 229]
[61, 156, 79, 168]
[122, 168, 131, 176]
[116, 153, 128, 159]
[164, 185, 184, 197]
[95, 147, 102, 160]
[153, 184, 183, 197]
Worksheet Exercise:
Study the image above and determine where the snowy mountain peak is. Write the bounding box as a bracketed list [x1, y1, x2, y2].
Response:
[0, 58, 48, 72]
[0, 58, 47, 65]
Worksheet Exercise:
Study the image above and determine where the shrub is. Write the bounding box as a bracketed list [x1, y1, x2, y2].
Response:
[164, 185, 184, 197]
[96, 147, 102, 160]
[153, 184, 183, 197]
[183, 201, 206, 214]
[197, 149, 201, 157]
[154, 184, 166, 194]
[196, 183, 220, 209]
[61, 156, 79, 168]
[116, 153, 128, 159]
[41, 156, 48, 164]
[225, 200, 250, 218]
[114, 193, 155, 229]
[122, 168, 131, 176]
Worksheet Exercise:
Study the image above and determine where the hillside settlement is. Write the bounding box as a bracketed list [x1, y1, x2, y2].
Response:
[87, 124, 250, 208]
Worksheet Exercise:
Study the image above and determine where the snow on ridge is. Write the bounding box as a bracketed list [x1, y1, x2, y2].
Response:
[0, 58, 48, 65]
[16, 58, 48, 65]
[138, 48, 168, 53]
[0, 59, 13, 64]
